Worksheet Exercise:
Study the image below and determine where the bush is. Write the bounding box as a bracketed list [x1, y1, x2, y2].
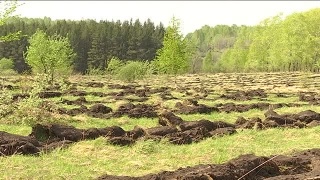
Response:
[106, 57, 124, 75]
[0, 58, 17, 75]
[0, 74, 69, 126]
[116, 61, 150, 82]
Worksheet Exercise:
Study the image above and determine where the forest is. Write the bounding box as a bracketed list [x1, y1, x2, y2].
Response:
[0, 7, 319, 74]
[0, 17, 165, 74]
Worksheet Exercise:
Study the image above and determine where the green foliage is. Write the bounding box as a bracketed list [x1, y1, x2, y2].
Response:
[106, 56, 124, 75]
[25, 29, 76, 83]
[218, 8, 320, 73]
[0, 58, 17, 75]
[0, 17, 165, 74]
[185, 24, 240, 73]
[202, 51, 214, 73]
[0, 74, 67, 126]
[116, 61, 151, 82]
[0, 0, 22, 42]
[155, 16, 191, 75]
[0, 57, 14, 70]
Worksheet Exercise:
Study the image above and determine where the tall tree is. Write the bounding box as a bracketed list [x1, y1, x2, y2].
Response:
[155, 16, 190, 74]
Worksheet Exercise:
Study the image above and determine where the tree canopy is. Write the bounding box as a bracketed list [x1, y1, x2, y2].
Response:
[155, 16, 190, 75]
[25, 30, 75, 83]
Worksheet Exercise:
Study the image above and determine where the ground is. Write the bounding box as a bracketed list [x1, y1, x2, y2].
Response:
[1, 72, 320, 179]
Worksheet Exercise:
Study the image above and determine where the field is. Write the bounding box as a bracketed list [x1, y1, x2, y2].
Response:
[1, 72, 320, 179]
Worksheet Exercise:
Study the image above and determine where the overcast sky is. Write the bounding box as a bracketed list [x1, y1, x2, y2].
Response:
[14, 1, 320, 35]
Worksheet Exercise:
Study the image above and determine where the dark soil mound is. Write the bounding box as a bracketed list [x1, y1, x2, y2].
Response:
[86, 82, 104, 88]
[88, 92, 107, 97]
[158, 110, 184, 126]
[58, 103, 113, 118]
[107, 84, 136, 90]
[216, 102, 298, 113]
[12, 93, 30, 101]
[38, 91, 62, 98]
[237, 109, 320, 129]
[89, 104, 112, 114]
[175, 99, 219, 114]
[299, 92, 320, 105]
[0, 131, 41, 156]
[30, 124, 125, 144]
[97, 148, 320, 180]
[106, 112, 237, 146]
[159, 91, 177, 100]
[113, 103, 157, 118]
[58, 105, 88, 116]
[61, 97, 87, 105]
[220, 88, 267, 101]
[65, 90, 88, 96]
[0, 123, 131, 156]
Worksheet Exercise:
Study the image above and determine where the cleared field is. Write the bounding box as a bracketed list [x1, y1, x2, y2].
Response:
[1, 72, 320, 179]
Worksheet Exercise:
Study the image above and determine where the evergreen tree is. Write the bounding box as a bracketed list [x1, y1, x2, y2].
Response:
[155, 16, 190, 75]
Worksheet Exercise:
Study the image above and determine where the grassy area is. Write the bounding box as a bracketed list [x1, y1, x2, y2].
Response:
[1, 127, 320, 179]
[1, 73, 320, 179]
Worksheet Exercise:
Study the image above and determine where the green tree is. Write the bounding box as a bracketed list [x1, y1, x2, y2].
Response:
[25, 30, 76, 83]
[202, 51, 214, 73]
[0, 0, 22, 42]
[155, 16, 190, 75]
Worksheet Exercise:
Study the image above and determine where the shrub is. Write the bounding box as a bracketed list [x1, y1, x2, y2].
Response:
[0, 74, 69, 126]
[0, 58, 17, 75]
[106, 57, 124, 75]
[116, 61, 150, 82]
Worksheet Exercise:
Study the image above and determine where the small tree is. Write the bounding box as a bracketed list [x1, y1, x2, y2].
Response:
[155, 16, 190, 75]
[25, 30, 76, 83]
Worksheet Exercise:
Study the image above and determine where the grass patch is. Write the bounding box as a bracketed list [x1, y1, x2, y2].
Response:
[1, 127, 320, 178]
[70, 116, 158, 131]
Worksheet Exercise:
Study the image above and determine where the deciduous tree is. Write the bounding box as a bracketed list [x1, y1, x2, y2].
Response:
[25, 30, 76, 83]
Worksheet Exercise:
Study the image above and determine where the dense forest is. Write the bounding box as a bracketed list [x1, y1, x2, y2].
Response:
[186, 8, 320, 73]
[0, 17, 165, 74]
[0, 7, 319, 74]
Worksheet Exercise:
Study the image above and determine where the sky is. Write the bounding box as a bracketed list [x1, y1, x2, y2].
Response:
[14, 1, 320, 35]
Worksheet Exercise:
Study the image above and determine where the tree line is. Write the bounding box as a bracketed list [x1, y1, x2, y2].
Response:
[1, 6, 319, 75]
[0, 17, 165, 74]
[186, 8, 320, 73]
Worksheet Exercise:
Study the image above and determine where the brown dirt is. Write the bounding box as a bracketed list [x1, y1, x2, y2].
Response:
[217, 102, 300, 113]
[0, 131, 41, 156]
[38, 91, 62, 98]
[86, 81, 104, 88]
[174, 99, 219, 114]
[299, 92, 320, 105]
[12, 93, 30, 101]
[236, 109, 320, 129]
[220, 88, 267, 101]
[97, 148, 320, 180]
[113, 103, 158, 118]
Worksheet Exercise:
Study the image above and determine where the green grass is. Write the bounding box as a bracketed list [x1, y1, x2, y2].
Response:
[1, 127, 320, 179]
[69, 116, 158, 131]
[0, 124, 31, 135]
[2, 73, 320, 179]
[180, 109, 265, 123]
